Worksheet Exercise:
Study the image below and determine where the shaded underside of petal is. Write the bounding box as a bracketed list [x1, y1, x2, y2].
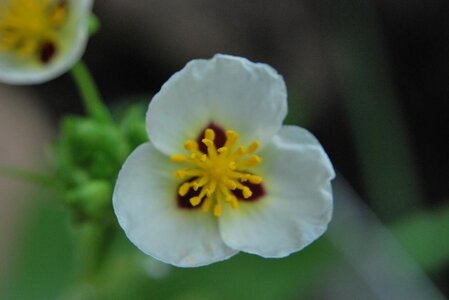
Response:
[0, 0, 93, 84]
[219, 126, 335, 258]
[146, 54, 287, 155]
[113, 142, 237, 267]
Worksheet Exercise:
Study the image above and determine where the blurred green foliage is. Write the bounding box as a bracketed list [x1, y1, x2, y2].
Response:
[392, 205, 449, 273]
[330, 0, 422, 220]
[2, 201, 76, 300]
[1, 195, 339, 300]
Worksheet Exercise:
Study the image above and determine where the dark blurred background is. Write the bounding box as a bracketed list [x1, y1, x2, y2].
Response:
[42, 0, 449, 211]
[1, 0, 448, 299]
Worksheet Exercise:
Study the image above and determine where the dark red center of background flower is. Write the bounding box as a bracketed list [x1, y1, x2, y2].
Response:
[39, 41, 56, 64]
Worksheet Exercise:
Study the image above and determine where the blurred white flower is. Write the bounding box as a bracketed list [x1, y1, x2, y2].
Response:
[0, 0, 92, 84]
[113, 54, 335, 267]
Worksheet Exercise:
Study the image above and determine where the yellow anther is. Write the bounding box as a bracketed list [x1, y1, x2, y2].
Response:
[202, 197, 212, 212]
[178, 182, 191, 196]
[202, 138, 214, 147]
[190, 196, 202, 206]
[174, 168, 202, 179]
[18, 40, 37, 56]
[248, 175, 263, 184]
[202, 138, 217, 157]
[206, 181, 217, 196]
[171, 154, 187, 162]
[217, 147, 228, 154]
[245, 155, 262, 166]
[247, 141, 260, 153]
[236, 146, 245, 154]
[192, 176, 208, 191]
[225, 130, 239, 148]
[232, 146, 246, 159]
[225, 180, 237, 190]
[225, 194, 237, 203]
[234, 173, 250, 182]
[184, 140, 198, 151]
[174, 170, 184, 178]
[204, 128, 215, 141]
[50, 4, 67, 26]
[230, 198, 239, 209]
[213, 202, 222, 217]
[242, 187, 253, 199]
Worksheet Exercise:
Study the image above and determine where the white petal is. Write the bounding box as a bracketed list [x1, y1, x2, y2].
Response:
[113, 142, 237, 267]
[147, 54, 287, 155]
[219, 125, 335, 257]
[0, 0, 92, 84]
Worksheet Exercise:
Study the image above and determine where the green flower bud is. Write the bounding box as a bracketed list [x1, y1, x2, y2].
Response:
[60, 116, 130, 179]
[66, 180, 112, 220]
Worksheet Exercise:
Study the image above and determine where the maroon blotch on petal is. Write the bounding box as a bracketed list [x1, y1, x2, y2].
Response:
[232, 181, 265, 202]
[39, 41, 56, 64]
[176, 178, 203, 209]
[197, 122, 226, 153]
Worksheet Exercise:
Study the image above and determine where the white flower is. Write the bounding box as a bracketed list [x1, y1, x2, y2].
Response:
[113, 54, 335, 267]
[0, 0, 92, 84]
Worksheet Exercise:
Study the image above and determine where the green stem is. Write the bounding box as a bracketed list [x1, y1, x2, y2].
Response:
[74, 223, 115, 283]
[70, 61, 112, 123]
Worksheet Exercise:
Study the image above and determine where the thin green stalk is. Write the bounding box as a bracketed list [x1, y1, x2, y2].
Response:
[73, 223, 116, 284]
[70, 61, 112, 123]
[0, 165, 56, 188]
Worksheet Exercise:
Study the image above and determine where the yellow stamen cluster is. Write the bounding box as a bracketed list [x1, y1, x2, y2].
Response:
[171, 128, 263, 217]
[0, 0, 68, 61]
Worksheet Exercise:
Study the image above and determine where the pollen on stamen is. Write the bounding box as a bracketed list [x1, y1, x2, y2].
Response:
[204, 128, 215, 140]
[248, 175, 263, 184]
[190, 196, 202, 206]
[213, 194, 223, 217]
[184, 140, 198, 151]
[242, 187, 253, 199]
[172, 123, 266, 216]
[178, 182, 191, 196]
[247, 141, 260, 153]
[202, 197, 212, 212]
[171, 154, 187, 162]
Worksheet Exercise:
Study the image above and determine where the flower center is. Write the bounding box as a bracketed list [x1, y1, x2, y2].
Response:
[0, 0, 68, 63]
[171, 127, 264, 217]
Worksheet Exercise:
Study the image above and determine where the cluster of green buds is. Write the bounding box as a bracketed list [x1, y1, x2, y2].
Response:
[53, 102, 148, 224]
